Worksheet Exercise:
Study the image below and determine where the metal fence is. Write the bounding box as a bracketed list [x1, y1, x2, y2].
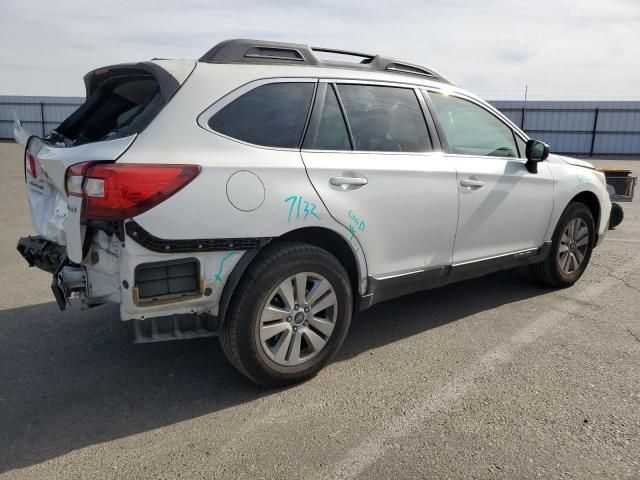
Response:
[0, 95, 83, 140]
[1, 96, 640, 157]
[492, 100, 640, 157]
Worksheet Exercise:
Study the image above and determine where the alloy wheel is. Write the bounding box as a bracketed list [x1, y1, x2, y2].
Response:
[259, 272, 338, 366]
[557, 217, 590, 275]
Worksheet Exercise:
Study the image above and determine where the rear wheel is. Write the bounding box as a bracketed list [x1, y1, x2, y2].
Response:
[220, 242, 352, 386]
[531, 202, 595, 287]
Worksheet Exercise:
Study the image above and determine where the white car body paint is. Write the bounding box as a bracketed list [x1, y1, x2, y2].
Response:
[22, 135, 137, 262]
[542, 154, 610, 244]
[15, 57, 611, 323]
[301, 149, 458, 277]
[450, 156, 554, 264]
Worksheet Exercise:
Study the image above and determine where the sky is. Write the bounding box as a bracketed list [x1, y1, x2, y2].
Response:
[1, 0, 640, 100]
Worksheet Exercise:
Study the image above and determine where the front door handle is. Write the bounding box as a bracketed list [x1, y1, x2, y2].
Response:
[330, 176, 368, 187]
[460, 176, 485, 189]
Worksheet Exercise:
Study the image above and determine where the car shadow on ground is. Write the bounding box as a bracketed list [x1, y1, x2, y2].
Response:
[0, 267, 549, 473]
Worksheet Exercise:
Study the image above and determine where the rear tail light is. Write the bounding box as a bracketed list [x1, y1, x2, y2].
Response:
[66, 162, 91, 197]
[25, 152, 38, 178]
[64, 163, 200, 221]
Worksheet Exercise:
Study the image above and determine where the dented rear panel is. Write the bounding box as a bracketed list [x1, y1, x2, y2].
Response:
[15, 61, 196, 262]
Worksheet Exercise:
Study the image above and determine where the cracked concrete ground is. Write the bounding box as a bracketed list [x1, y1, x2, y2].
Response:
[0, 141, 638, 479]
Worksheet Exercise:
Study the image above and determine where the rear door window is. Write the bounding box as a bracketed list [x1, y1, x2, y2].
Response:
[307, 84, 352, 150]
[336, 84, 432, 152]
[208, 82, 315, 148]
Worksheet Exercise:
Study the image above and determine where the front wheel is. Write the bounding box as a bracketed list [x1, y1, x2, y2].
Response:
[220, 242, 352, 387]
[531, 202, 595, 288]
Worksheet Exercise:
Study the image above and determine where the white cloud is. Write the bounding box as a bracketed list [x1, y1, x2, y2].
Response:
[1, 0, 639, 99]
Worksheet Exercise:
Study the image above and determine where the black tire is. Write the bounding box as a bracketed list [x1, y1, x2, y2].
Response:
[531, 202, 595, 288]
[609, 203, 623, 229]
[219, 241, 353, 387]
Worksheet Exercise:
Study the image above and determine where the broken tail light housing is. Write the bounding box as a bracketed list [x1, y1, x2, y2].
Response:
[66, 162, 91, 196]
[65, 163, 201, 221]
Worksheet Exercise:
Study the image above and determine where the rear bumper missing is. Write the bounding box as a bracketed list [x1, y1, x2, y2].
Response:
[17, 233, 244, 322]
[17, 235, 67, 274]
[17, 236, 87, 310]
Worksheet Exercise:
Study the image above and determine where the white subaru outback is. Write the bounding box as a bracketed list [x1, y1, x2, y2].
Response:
[15, 39, 611, 386]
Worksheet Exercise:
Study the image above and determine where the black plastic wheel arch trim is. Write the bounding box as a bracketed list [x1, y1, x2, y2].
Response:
[125, 221, 272, 253]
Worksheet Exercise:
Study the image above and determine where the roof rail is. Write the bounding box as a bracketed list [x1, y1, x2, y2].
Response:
[198, 39, 452, 84]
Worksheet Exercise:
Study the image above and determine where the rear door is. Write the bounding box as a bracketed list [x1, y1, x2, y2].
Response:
[301, 81, 459, 280]
[424, 90, 554, 265]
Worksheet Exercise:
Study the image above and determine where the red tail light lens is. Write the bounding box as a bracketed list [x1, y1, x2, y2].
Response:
[84, 164, 201, 221]
[64, 163, 200, 221]
[25, 152, 38, 178]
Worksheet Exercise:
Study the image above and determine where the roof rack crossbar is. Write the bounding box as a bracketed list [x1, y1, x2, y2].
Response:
[198, 39, 452, 84]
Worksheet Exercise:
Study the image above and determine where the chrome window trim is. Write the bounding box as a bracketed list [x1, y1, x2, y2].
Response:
[321, 77, 432, 89]
[300, 148, 444, 157]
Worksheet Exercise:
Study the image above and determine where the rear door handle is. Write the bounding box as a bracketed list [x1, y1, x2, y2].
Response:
[460, 176, 485, 189]
[330, 176, 368, 187]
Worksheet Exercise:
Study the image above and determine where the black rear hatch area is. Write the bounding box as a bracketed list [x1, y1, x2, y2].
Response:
[48, 62, 181, 147]
[13, 61, 195, 264]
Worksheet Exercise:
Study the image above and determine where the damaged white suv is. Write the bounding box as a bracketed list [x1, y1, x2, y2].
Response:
[16, 39, 611, 386]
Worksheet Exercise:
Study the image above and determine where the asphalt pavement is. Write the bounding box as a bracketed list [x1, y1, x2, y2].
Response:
[0, 141, 638, 479]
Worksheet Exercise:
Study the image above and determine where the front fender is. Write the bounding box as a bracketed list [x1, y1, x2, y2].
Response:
[545, 162, 611, 241]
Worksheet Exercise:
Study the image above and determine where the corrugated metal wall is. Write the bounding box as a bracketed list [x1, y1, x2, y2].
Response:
[2, 96, 639, 156]
[492, 100, 640, 156]
[0, 95, 83, 139]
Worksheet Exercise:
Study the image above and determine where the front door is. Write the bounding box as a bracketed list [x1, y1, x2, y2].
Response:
[426, 90, 554, 265]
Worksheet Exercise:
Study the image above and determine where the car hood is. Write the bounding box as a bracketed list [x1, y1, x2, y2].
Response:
[553, 154, 595, 169]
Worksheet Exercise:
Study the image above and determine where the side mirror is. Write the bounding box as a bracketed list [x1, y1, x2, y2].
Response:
[525, 139, 550, 173]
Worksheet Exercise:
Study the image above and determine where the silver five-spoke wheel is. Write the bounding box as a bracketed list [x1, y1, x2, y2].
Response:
[259, 272, 338, 366]
[557, 217, 589, 275]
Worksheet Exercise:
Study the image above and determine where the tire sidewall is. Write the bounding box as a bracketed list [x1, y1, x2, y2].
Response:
[550, 203, 595, 285]
[231, 245, 352, 384]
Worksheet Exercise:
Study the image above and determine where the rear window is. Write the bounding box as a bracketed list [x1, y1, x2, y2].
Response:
[208, 82, 315, 148]
[52, 71, 164, 146]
